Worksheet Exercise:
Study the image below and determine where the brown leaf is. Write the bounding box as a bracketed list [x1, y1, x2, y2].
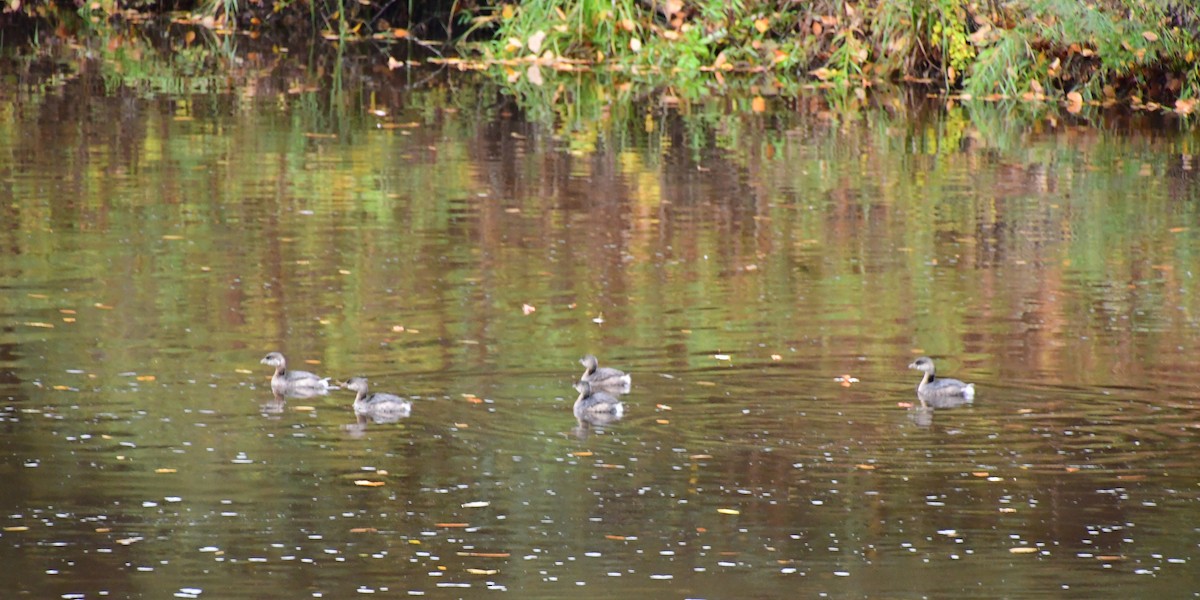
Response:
[1142, 31, 1159, 42]
[751, 96, 766, 113]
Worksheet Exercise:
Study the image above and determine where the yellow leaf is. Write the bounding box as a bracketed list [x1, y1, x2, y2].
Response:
[155, 468, 177, 474]
[350, 527, 378, 533]
[354, 480, 386, 487]
[467, 568, 498, 575]
[393, 27, 408, 38]
[436, 522, 470, 528]
[751, 96, 766, 113]
[754, 18, 769, 33]
[3, 526, 29, 532]
[1009, 547, 1038, 554]
[717, 508, 740, 515]
[501, 4, 514, 19]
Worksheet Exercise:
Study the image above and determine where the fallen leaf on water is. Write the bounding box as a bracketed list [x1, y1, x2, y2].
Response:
[292, 406, 315, 412]
[52, 385, 70, 391]
[27, 294, 48, 299]
[354, 480, 386, 487]
[771, 354, 782, 361]
[454, 423, 470, 428]
[155, 468, 177, 474]
[713, 354, 731, 361]
[136, 375, 156, 382]
[458, 552, 510, 558]
[572, 451, 594, 457]
[605, 535, 628, 541]
[436, 523, 470, 528]
[350, 527, 378, 533]
[24, 322, 54, 328]
[690, 454, 712, 460]
[696, 381, 716, 386]
[1096, 555, 1126, 561]
[527, 30, 546, 54]
[467, 568, 498, 575]
[972, 472, 989, 477]
[116, 537, 143, 545]
[3, 526, 29, 532]
[717, 508, 740, 515]
[161, 235, 185, 240]
[387, 56, 403, 70]
[59, 309, 76, 315]
[95, 528, 110, 533]
[656, 419, 670, 424]
[897, 401, 914, 408]
[1065, 467, 1079, 472]
[94, 303, 114, 309]
[1009, 547, 1037, 554]
[235, 369, 252, 374]
[526, 64, 544, 86]
[461, 501, 490, 508]
[522, 303, 536, 315]
[856, 464, 876, 470]
[304, 359, 321, 365]
[999, 507, 1017, 513]
[392, 325, 406, 332]
[1117, 474, 1145, 481]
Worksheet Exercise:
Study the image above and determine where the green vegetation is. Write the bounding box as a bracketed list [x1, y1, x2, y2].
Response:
[2, 0, 1199, 112]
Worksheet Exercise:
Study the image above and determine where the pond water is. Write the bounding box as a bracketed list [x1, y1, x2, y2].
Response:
[2, 51, 1200, 598]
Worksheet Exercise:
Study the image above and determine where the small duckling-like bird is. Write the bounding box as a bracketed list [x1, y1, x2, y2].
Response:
[261, 352, 331, 396]
[908, 356, 975, 405]
[344, 376, 411, 420]
[579, 354, 632, 392]
[573, 380, 624, 419]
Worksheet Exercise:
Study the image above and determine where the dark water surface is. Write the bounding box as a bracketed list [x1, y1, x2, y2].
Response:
[1, 59, 1199, 598]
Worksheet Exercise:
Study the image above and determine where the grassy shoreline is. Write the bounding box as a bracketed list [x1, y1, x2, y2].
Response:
[2, 0, 1198, 114]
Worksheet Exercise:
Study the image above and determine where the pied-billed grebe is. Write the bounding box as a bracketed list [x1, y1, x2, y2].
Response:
[572, 380, 624, 419]
[908, 356, 975, 404]
[344, 376, 411, 420]
[261, 352, 330, 395]
[579, 354, 632, 392]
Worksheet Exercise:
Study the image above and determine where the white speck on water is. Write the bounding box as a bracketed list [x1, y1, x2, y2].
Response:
[834, 571, 850, 577]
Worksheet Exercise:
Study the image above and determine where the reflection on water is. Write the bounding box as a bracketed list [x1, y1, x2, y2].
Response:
[1, 60, 1199, 598]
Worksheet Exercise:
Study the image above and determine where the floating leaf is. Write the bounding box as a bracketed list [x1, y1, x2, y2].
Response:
[1009, 547, 1037, 554]
[522, 303, 536, 315]
[461, 501, 490, 508]
[116, 537, 143, 545]
[436, 522, 470, 528]
[155, 468, 177, 474]
[717, 508, 740, 515]
[571, 451, 593, 457]
[354, 480, 386, 487]
[136, 375, 156, 382]
[689, 454, 712, 460]
[467, 568, 498, 575]
[770, 354, 782, 361]
[24, 322, 54, 328]
[527, 30, 546, 54]
[3, 526, 28, 532]
[972, 472, 989, 477]
[459, 552, 510, 558]
[656, 419, 670, 424]
[292, 406, 315, 412]
[856, 464, 875, 470]
[350, 527, 378, 533]
[605, 535, 628, 540]
[656, 404, 672, 410]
